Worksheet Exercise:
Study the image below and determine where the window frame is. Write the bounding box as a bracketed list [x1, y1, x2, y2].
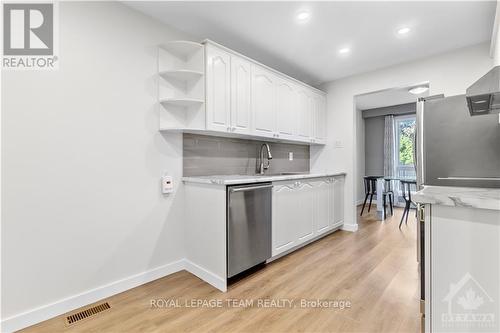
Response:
[394, 114, 416, 168]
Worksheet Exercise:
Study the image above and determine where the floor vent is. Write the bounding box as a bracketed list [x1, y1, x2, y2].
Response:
[66, 302, 111, 325]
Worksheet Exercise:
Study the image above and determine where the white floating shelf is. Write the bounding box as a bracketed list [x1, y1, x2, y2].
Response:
[159, 41, 203, 59]
[159, 70, 204, 82]
[160, 98, 205, 108]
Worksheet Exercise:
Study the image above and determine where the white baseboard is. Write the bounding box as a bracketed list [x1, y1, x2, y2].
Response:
[342, 223, 359, 232]
[1, 259, 185, 333]
[183, 259, 227, 292]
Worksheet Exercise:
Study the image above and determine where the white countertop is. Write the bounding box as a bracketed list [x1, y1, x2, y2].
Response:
[182, 172, 346, 185]
[413, 186, 500, 211]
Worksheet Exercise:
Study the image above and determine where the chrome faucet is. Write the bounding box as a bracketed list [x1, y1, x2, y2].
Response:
[258, 143, 273, 175]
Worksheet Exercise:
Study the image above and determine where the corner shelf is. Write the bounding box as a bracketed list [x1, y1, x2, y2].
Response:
[158, 40, 206, 130]
[159, 41, 204, 60]
[159, 70, 204, 82]
[160, 98, 204, 108]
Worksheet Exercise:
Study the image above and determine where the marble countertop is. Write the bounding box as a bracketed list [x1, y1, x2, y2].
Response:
[182, 172, 346, 185]
[413, 186, 500, 211]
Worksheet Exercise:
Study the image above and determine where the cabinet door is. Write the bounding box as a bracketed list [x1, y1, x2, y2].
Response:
[251, 65, 276, 138]
[296, 88, 312, 140]
[206, 45, 231, 132]
[276, 79, 297, 139]
[332, 177, 344, 227]
[272, 183, 297, 256]
[313, 93, 327, 143]
[314, 179, 331, 235]
[295, 181, 315, 243]
[230, 56, 251, 134]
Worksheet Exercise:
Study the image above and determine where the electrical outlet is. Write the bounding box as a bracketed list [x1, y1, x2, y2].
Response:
[162, 175, 173, 194]
[288, 152, 293, 161]
[335, 140, 344, 148]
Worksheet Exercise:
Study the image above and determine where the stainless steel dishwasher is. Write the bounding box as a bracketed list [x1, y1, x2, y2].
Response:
[227, 182, 272, 278]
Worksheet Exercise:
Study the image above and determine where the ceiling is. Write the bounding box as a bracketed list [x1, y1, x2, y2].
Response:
[126, 1, 496, 87]
[356, 83, 430, 110]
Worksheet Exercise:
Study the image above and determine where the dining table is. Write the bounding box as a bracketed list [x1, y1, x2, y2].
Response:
[367, 175, 417, 221]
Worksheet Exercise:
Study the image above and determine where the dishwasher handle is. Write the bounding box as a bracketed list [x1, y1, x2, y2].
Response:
[229, 184, 273, 193]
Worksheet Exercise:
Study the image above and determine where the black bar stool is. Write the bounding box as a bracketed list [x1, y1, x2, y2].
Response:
[399, 180, 417, 228]
[360, 176, 393, 217]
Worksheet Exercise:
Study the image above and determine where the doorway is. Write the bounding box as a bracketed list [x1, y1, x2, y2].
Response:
[354, 83, 429, 222]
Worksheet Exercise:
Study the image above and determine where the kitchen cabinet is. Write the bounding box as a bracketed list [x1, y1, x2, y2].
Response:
[183, 173, 345, 291]
[314, 179, 331, 235]
[414, 203, 500, 333]
[251, 65, 277, 138]
[230, 56, 252, 134]
[159, 40, 327, 145]
[272, 183, 298, 255]
[296, 88, 312, 140]
[332, 176, 344, 225]
[206, 44, 231, 132]
[295, 182, 315, 242]
[272, 176, 345, 257]
[276, 78, 297, 139]
[313, 93, 327, 144]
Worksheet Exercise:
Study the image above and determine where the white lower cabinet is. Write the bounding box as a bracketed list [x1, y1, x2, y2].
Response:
[332, 176, 344, 226]
[314, 179, 331, 235]
[272, 183, 298, 255]
[295, 182, 315, 243]
[272, 176, 344, 257]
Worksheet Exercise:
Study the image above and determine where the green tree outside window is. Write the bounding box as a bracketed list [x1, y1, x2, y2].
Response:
[398, 119, 415, 165]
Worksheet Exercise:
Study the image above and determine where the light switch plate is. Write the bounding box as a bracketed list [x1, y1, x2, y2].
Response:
[288, 152, 293, 161]
[335, 140, 344, 148]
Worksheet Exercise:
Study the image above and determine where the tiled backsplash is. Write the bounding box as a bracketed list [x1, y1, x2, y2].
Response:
[183, 134, 310, 176]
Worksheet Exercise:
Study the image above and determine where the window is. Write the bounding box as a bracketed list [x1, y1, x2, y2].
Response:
[395, 115, 416, 179]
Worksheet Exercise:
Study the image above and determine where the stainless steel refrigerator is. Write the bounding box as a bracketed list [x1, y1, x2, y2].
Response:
[415, 94, 500, 189]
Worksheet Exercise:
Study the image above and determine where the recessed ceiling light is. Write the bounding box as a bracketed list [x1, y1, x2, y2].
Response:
[397, 27, 411, 35]
[408, 86, 429, 95]
[296, 11, 311, 22]
[338, 47, 350, 55]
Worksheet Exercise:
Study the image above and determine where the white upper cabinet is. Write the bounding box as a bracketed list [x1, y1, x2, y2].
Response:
[160, 41, 327, 145]
[230, 56, 252, 134]
[276, 78, 297, 139]
[251, 65, 277, 138]
[297, 88, 312, 140]
[206, 45, 231, 132]
[312, 92, 327, 144]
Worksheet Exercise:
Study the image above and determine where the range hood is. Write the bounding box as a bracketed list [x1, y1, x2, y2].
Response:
[466, 65, 500, 116]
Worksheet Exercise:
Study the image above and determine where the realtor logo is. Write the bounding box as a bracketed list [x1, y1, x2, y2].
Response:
[2, 2, 58, 69]
[442, 273, 495, 329]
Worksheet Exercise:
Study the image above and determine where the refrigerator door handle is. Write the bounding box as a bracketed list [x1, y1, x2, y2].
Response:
[415, 99, 425, 189]
[437, 177, 500, 181]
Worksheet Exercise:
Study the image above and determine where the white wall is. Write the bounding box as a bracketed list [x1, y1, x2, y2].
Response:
[1, 2, 194, 329]
[311, 43, 494, 230]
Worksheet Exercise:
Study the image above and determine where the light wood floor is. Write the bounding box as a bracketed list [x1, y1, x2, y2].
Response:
[21, 206, 419, 333]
